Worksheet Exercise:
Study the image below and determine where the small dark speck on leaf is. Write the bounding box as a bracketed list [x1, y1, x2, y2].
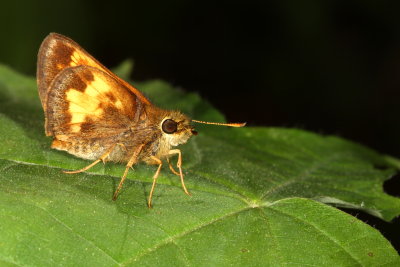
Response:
[367, 252, 374, 257]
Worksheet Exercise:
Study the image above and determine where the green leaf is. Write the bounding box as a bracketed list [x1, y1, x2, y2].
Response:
[112, 59, 134, 80]
[0, 63, 398, 266]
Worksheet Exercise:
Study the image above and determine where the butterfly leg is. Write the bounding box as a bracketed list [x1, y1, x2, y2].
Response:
[112, 144, 145, 201]
[167, 157, 180, 176]
[63, 144, 116, 174]
[147, 156, 162, 208]
[168, 149, 191, 196]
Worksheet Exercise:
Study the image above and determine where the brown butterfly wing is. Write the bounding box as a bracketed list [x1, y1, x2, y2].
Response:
[37, 33, 150, 113]
[46, 65, 142, 141]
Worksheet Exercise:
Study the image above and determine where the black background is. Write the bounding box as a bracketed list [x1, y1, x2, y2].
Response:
[1, 0, 399, 252]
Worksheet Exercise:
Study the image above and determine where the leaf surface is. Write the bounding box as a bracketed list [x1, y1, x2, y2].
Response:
[0, 64, 398, 266]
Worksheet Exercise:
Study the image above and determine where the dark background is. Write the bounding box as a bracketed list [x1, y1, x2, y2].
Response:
[1, 0, 399, 251]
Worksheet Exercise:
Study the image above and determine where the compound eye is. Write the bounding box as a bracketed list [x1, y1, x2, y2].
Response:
[162, 119, 178, 134]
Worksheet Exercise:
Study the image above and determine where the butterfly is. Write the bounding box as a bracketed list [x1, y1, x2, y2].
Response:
[37, 33, 245, 207]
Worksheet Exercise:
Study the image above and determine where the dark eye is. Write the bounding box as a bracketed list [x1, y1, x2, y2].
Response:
[162, 119, 178, 134]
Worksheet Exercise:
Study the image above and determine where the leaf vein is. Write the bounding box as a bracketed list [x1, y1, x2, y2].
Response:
[267, 204, 363, 265]
[261, 153, 343, 199]
[33, 205, 121, 265]
[122, 205, 250, 265]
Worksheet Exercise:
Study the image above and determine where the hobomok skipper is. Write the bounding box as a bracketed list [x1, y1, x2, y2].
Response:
[37, 33, 245, 207]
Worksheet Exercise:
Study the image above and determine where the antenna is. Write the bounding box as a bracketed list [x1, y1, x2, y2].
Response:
[192, 120, 246, 127]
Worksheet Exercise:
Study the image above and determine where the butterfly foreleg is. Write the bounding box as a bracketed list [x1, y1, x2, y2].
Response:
[168, 149, 191, 196]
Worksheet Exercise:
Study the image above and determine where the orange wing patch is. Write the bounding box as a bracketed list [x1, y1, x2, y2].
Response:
[65, 71, 125, 132]
[37, 33, 150, 113]
[45, 66, 139, 138]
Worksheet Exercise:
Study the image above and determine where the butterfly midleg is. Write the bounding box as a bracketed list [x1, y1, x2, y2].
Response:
[147, 156, 162, 208]
[63, 144, 117, 174]
[112, 144, 145, 201]
[168, 149, 191, 196]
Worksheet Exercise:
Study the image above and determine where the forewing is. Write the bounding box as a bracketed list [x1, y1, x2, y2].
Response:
[45, 65, 141, 139]
[37, 33, 149, 112]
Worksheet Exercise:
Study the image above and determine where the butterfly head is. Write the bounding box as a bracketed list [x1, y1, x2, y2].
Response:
[160, 112, 197, 147]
